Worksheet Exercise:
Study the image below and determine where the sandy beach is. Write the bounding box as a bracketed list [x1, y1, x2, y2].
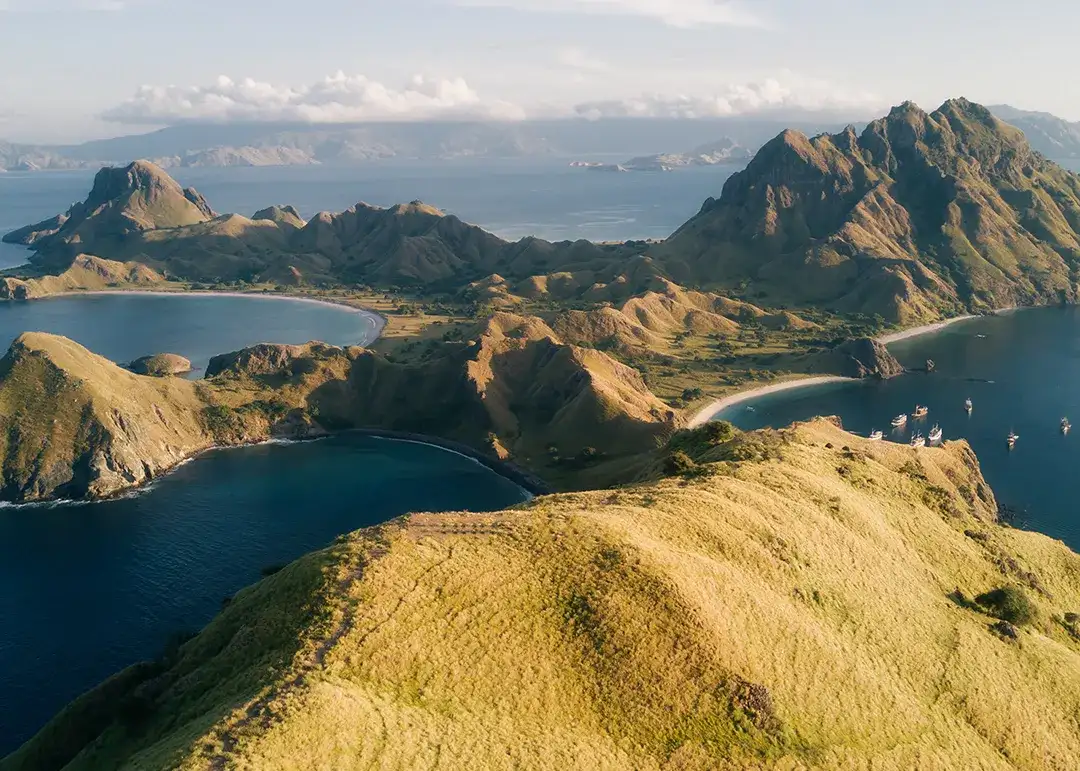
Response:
[43, 289, 388, 342]
[688, 376, 856, 428]
[876, 315, 976, 345]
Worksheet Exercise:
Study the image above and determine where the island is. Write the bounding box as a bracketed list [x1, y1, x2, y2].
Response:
[7, 97, 1080, 770]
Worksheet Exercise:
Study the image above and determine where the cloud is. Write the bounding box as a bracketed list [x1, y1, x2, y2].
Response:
[556, 47, 610, 73]
[102, 72, 527, 125]
[452, 0, 761, 28]
[573, 77, 884, 119]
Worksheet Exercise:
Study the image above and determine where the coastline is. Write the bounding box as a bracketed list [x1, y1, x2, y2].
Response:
[876, 315, 975, 345]
[39, 288, 388, 345]
[688, 376, 856, 428]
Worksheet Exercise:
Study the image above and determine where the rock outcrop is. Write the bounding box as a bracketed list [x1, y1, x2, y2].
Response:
[129, 353, 192, 376]
[831, 337, 905, 379]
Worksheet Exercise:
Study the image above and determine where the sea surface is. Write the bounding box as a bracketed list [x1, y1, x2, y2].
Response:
[714, 307, 1080, 552]
[0, 292, 380, 372]
[0, 158, 740, 269]
[0, 435, 528, 753]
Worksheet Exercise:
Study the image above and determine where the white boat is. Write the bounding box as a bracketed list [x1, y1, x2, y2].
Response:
[964, 398, 973, 413]
[1007, 431, 1019, 448]
[891, 414, 908, 427]
[1062, 418, 1071, 435]
[910, 433, 926, 448]
[869, 430, 883, 441]
[928, 424, 943, 443]
[913, 405, 929, 419]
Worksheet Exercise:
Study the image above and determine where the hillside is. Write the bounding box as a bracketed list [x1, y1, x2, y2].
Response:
[3, 161, 215, 265]
[0, 254, 164, 299]
[990, 105, 1080, 159]
[0, 317, 676, 502]
[10, 419, 1080, 769]
[659, 98, 1080, 323]
[0, 333, 213, 501]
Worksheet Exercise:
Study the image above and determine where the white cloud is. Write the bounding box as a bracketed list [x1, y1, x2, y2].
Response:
[556, 47, 610, 73]
[452, 0, 761, 28]
[102, 72, 527, 124]
[573, 77, 884, 119]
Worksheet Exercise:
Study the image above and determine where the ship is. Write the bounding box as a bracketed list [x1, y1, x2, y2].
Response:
[913, 405, 929, 419]
[891, 414, 908, 427]
[928, 425, 943, 443]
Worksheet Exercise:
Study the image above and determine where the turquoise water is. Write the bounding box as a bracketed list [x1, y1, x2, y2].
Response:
[0, 292, 380, 371]
[714, 307, 1080, 550]
[0, 435, 527, 753]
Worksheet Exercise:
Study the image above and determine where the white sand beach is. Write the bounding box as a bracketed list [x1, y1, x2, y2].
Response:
[688, 376, 856, 428]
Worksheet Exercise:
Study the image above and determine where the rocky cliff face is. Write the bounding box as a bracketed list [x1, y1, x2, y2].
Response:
[659, 98, 1080, 322]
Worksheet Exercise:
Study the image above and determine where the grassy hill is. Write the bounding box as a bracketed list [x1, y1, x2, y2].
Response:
[8, 419, 1080, 769]
[658, 98, 1080, 323]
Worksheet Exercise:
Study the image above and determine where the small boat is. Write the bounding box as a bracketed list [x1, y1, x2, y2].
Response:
[928, 424, 943, 443]
[976, 334, 987, 339]
[745, 406, 756, 412]
[869, 430, 883, 441]
[1007, 431, 1019, 448]
[964, 398, 973, 413]
[1062, 418, 1071, 435]
[910, 433, 926, 448]
[913, 405, 929, 419]
[891, 414, 908, 427]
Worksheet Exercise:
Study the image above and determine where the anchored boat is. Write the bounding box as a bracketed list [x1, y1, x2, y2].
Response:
[869, 430, 883, 441]
[910, 433, 926, 448]
[1062, 418, 1071, 435]
[928, 424, 943, 443]
[964, 398, 973, 413]
[891, 413, 908, 427]
[1007, 431, 1019, 449]
[913, 405, 929, 419]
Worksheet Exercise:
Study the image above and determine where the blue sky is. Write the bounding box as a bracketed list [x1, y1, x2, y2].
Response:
[0, 0, 1075, 142]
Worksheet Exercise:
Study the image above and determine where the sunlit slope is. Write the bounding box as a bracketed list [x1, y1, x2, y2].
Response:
[11, 419, 1080, 769]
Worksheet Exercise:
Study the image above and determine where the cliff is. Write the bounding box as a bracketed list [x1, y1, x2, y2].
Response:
[12, 419, 1080, 769]
[658, 98, 1080, 323]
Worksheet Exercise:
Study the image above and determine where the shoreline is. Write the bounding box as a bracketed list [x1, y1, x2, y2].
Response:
[38, 288, 389, 345]
[876, 315, 975, 345]
[688, 376, 856, 428]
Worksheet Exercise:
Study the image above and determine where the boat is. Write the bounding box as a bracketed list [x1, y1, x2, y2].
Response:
[964, 398, 973, 413]
[1062, 418, 1071, 435]
[869, 430, 883, 441]
[910, 433, 926, 448]
[913, 405, 929, 419]
[891, 414, 908, 427]
[1007, 431, 1019, 448]
[928, 424, 943, 443]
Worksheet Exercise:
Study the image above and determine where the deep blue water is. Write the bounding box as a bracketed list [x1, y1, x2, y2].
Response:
[714, 307, 1080, 551]
[0, 159, 739, 270]
[0, 293, 380, 372]
[0, 435, 527, 753]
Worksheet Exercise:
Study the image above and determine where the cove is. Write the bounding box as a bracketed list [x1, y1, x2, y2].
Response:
[714, 306, 1080, 553]
[0, 292, 381, 371]
[0, 434, 529, 753]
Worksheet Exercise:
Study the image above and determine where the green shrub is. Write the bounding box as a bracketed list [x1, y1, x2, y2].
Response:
[663, 451, 698, 477]
[975, 586, 1037, 626]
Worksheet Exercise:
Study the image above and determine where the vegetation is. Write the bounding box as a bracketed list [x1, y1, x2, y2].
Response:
[11, 420, 1080, 769]
[976, 586, 1038, 626]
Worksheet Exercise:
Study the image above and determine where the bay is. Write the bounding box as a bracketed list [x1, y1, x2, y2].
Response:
[0, 435, 528, 753]
[714, 307, 1080, 551]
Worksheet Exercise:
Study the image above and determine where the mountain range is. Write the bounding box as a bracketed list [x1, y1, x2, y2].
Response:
[11, 98, 1080, 325]
[4, 106, 1080, 172]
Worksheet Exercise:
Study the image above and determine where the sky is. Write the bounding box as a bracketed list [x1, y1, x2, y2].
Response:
[0, 0, 1076, 143]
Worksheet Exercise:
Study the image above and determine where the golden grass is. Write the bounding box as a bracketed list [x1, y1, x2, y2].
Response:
[20, 419, 1080, 769]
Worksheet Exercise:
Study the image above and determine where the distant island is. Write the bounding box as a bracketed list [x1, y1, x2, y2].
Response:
[572, 137, 754, 172]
